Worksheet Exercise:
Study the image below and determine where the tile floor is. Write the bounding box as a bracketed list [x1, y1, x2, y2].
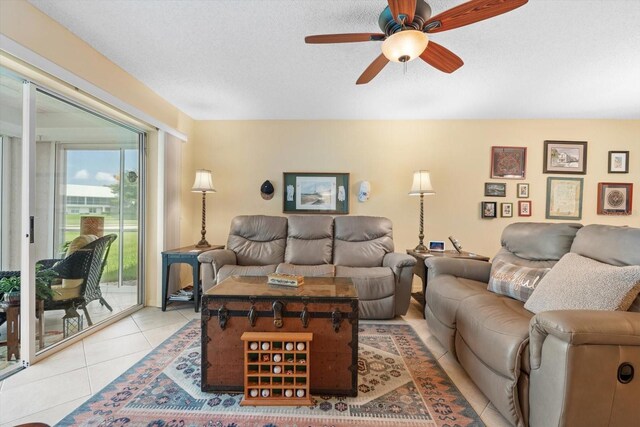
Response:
[0, 279, 511, 427]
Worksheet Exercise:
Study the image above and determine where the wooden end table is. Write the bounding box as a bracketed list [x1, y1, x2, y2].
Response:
[161, 244, 223, 312]
[407, 249, 490, 306]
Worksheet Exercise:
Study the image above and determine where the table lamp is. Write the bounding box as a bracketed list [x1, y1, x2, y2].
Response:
[409, 170, 435, 252]
[192, 169, 216, 248]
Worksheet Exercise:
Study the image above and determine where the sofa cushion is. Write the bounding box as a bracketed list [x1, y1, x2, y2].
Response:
[217, 264, 278, 283]
[500, 222, 582, 261]
[488, 259, 551, 302]
[570, 224, 640, 266]
[524, 253, 640, 314]
[425, 276, 491, 330]
[457, 293, 533, 378]
[276, 263, 335, 277]
[335, 266, 394, 301]
[284, 215, 333, 265]
[333, 216, 393, 267]
[226, 215, 287, 266]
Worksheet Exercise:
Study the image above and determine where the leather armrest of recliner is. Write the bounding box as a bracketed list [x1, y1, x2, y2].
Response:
[383, 252, 417, 316]
[425, 257, 491, 283]
[529, 310, 640, 370]
[382, 252, 416, 277]
[198, 248, 236, 267]
[198, 249, 237, 290]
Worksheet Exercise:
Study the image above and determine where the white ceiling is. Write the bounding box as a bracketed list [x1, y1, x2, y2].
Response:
[27, 0, 640, 120]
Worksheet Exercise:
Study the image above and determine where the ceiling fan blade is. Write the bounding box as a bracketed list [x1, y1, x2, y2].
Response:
[419, 41, 464, 73]
[388, 0, 417, 24]
[356, 54, 390, 85]
[424, 0, 527, 33]
[305, 33, 385, 44]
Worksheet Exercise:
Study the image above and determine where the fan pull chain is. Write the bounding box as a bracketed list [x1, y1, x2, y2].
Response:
[403, 61, 407, 75]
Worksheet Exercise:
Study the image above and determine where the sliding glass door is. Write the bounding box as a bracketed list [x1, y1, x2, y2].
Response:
[0, 65, 145, 374]
[34, 90, 143, 350]
[0, 70, 23, 376]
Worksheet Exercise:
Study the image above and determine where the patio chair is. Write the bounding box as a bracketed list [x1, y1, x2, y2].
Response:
[44, 233, 117, 326]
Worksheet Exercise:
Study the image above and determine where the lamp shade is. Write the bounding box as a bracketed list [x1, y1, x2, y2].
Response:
[191, 169, 216, 193]
[409, 170, 435, 195]
[381, 30, 429, 63]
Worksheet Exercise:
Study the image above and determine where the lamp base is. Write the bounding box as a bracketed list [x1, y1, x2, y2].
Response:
[413, 243, 428, 253]
[195, 239, 211, 248]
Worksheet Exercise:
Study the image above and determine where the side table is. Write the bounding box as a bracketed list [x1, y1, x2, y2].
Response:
[406, 249, 490, 306]
[161, 244, 223, 312]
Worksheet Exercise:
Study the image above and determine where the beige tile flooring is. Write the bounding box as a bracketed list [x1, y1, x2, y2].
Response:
[0, 280, 511, 427]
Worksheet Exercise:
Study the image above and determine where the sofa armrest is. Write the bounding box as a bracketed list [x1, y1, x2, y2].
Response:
[425, 257, 491, 283]
[528, 310, 640, 426]
[383, 252, 417, 316]
[383, 252, 416, 276]
[198, 249, 237, 290]
[529, 310, 640, 370]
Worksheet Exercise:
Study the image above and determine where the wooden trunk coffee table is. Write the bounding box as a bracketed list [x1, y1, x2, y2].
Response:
[201, 276, 359, 396]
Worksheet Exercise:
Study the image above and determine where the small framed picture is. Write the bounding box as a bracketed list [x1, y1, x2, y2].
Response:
[518, 200, 532, 217]
[501, 202, 513, 218]
[490, 146, 527, 179]
[517, 183, 529, 198]
[484, 182, 506, 197]
[608, 151, 629, 174]
[481, 201, 497, 218]
[543, 141, 588, 174]
[428, 241, 446, 252]
[597, 182, 633, 215]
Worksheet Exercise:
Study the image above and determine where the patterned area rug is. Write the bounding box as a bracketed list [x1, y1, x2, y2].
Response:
[58, 321, 483, 426]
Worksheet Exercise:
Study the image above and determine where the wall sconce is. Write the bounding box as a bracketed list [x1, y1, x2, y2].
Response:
[191, 169, 216, 248]
[358, 181, 371, 202]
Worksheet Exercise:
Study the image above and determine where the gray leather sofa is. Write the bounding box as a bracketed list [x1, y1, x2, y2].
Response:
[424, 223, 640, 427]
[198, 215, 416, 319]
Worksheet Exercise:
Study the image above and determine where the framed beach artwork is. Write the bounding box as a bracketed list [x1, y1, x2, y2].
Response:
[283, 172, 349, 214]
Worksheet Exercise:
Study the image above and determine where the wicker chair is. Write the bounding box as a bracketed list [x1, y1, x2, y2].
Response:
[43, 233, 117, 326]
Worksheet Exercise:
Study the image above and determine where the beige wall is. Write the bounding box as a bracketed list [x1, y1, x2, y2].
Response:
[185, 120, 639, 258]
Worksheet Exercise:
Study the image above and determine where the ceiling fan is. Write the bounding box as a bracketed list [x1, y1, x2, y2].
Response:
[305, 0, 528, 84]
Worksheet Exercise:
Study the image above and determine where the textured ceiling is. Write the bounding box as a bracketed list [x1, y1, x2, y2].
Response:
[27, 0, 640, 120]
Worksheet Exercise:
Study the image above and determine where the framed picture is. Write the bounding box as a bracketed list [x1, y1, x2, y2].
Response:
[428, 241, 446, 252]
[481, 201, 497, 218]
[484, 182, 506, 197]
[517, 183, 529, 198]
[608, 151, 629, 173]
[501, 202, 513, 218]
[543, 141, 588, 174]
[597, 182, 633, 215]
[490, 146, 527, 179]
[546, 177, 584, 220]
[518, 200, 532, 217]
[283, 172, 349, 214]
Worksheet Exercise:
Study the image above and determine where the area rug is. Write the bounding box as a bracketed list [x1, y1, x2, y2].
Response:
[58, 320, 483, 427]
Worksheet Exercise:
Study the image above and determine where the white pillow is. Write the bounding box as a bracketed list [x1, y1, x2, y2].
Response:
[524, 253, 640, 314]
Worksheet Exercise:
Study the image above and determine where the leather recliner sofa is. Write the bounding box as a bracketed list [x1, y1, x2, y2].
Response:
[424, 222, 640, 426]
[198, 214, 416, 319]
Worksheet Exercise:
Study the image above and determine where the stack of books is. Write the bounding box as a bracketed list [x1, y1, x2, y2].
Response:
[267, 273, 304, 287]
[169, 285, 194, 301]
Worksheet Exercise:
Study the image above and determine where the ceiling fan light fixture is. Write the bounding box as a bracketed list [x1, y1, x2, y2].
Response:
[381, 30, 429, 63]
